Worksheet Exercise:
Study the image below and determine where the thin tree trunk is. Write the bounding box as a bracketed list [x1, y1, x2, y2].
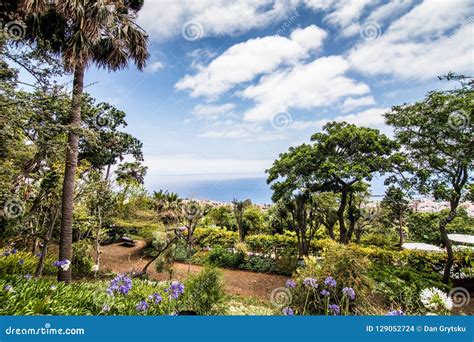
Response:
[338, 190, 348, 244]
[441, 207, 457, 283]
[58, 63, 85, 283]
[35, 209, 58, 277]
[94, 207, 102, 277]
[105, 164, 112, 180]
[398, 215, 404, 248]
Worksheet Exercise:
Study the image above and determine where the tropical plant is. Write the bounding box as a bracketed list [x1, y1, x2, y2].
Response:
[384, 74, 473, 282]
[18, 0, 149, 283]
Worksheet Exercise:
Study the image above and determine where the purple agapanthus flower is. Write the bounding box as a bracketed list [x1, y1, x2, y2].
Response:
[285, 279, 296, 289]
[36, 252, 42, 258]
[324, 276, 336, 288]
[386, 310, 404, 316]
[148, 293, 163, 304]
[2, 250, 10, 257]
[102, 305, 110, 312]
[165, 281, 185, 300]
[303, 277, 318, 289]
[24, 274, 32, 280]
[4, 285, 12, 292]
[329, 304, 340, 315]
[53, 259, 71, 271]
[11, 248, 17, 254]
[282, 307, 294, 316]
[320, 289, 330, 297]
[342, 287, 355, 300]
[108, 274, 133, 295]
[18, 259, 24, 265]
[136, 300, 148, 312]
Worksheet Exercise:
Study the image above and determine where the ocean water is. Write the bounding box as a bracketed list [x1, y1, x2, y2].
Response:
[147, 175, 388, 204]
[148, 176, 273, 204]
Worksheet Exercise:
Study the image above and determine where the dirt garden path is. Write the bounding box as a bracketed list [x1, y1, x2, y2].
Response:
[100, 241, 287, 300]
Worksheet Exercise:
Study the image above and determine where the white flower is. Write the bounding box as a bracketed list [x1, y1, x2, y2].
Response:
[420, 287, 453, 311]
[91, 264, 99, 272]
[60, 260, 71, 271]
[50, 285, 57, 291]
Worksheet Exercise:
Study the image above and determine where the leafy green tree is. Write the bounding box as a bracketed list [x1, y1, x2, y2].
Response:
[381, 186, 411, 247]
[19, 0, 149, 283]
[276, 191, 323, 257]
[268, 122, 398, 243]
[243, 205, 266, 235]
[312, 192, 339, 240]
[207, 206, 234, 230]
[80, 97, 143, 178]
[232, 199, 252, 242]
[384, 75, 473, 282]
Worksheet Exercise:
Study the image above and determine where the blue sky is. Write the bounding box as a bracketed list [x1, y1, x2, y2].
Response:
[79, 0, 473, 203]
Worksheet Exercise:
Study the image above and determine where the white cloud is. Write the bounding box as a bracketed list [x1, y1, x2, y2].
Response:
[324, 0, 374, 28]
[138, 0, 299, 40]
[349, 1, 474, 80]
[175, 25, 327, 98]
[366, 0, 414, 24]
[192, 103, 236, 120]
[341, 95, 376, 112]
[334, 107, 388, 126]
[242, 56, 371, 121]
[287, 107, 390, 137]
[199, 121, 288, 141]
[145, 60, 164, 73]
[303, 0, 375, 33]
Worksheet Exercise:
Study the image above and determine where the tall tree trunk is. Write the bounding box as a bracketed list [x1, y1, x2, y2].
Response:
[441, 204, 458, 283]
[105, 164, 112, 180]
[326, 224, 335, 240]
[398, 215, 404, 248]
[338, 189, 348, 244]
[58, 64, 85, 283]
[94, 207, 102, 277]
[35, 209, 58, 277]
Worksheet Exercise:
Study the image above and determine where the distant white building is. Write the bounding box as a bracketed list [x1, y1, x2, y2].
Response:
[410, 198, 474, 217]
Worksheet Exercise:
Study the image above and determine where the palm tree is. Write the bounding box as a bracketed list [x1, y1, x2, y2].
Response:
[232, 198, 252, 242]
[153, 190, 183, 227]
[20, 0, 149, 283]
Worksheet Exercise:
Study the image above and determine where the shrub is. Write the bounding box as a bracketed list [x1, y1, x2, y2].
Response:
[208, 246, 244, 269]
[288, 242, 374, 315]
[71, 241, 94, 278]
[407, 210, 474, 245]
[0, 249, 56, 276]
[0, 274, 190, 315]
[184, 266, 227, 315]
